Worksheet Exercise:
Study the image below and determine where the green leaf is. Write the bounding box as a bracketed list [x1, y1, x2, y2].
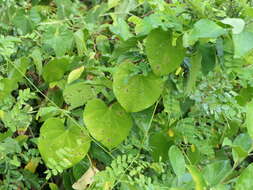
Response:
[235, 164, 253, 190]
[55, 0, 73, 19]
[145, 28, 185, 76]
[109, 15, 133, 41]
[63, 82, 95, 110]
[12, 9, 34, 35]
[113, 62, 164, 112]
[232, 133, 252, 163]
[49, 183, 59, 190]
[199, 43, 216, 75]
[42, 24, 73, 57]
[169, 145, 186, 177]
[83, 99, 132, 149]
[245, 100, 253, 138]
[233, 31, 253, 58]
[67, 66, 84, 84]
[186, 52, 202, 94]
[31, 48, 43, 75]
[108, 0, 120, 9]
[42, 57, 70, 83]
[38, 118, 90, 171]
[149, 132, 171, 161]
[187, 165, 207, 190]
[187, 19, 226, 44]
[8, 57, 31, 84]
[74, 30, 87, 56]
[221, 18, 245, 34]
[203, 160, 232, 187]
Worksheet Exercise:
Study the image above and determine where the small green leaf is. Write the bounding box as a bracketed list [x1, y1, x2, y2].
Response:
[235, 164, 253, 190]
[31, 48, 43, 75]
[169, 145, 186, 177]
[63, 82, 95, 110]
[187, 165, 207, 190]
[74, 30, 87, 56]
[38, 118, 91, 171]
[42, 57, 69, 83]
[245, 100, 253, 138]
[186, 51, 202, 94]
[145, 28, 185, 76]
[83, 99, 132, 149]
[67, 66, 84, 84]
[113, 62, 164, 112]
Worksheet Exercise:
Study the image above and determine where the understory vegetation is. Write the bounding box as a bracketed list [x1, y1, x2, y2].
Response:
[1, 0, 253, 189]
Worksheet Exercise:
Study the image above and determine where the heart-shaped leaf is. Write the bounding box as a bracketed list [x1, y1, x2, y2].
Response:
[113, 62, 164, 112]
[42, 57, 70, 83]
[83, 99, 132, 149]
[38, 118, 91, 171]
[63, 82, 95, 110]
[145, 28, 185, 76]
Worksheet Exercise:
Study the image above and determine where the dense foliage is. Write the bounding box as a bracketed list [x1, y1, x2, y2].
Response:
[1, 0, 253, 189]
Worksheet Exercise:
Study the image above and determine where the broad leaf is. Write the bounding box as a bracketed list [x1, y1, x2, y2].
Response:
[42, 57, 70, 83]
[233, 31, 253, 58]
[169, 145, 186, 177]
[63, 82, 95, 110]
[113, 62, 164, 112]
[235, 164, 253, 190]
[187, 19, 226, 44]
[83, 99, 132, 149]
[232, 133, 252, 163]
[38, 118, 91, 171]
[221, 18, 245, 34]
[203, 160, 232, 187]
[149, 132, 171, 161]
[42, 24, 73, 57]
[145, 28, 185, 76]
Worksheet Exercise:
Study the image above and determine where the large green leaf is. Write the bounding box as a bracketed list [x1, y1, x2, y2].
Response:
[113, 62, 164, 112]
[203, 160, 232, 187]
[187, 19, 226, 44]
[42, 57, 70, 83]
[42, 24, 73, 57]
[63, 82, 95, 110]
[169, 145, 186, 177]
[38, 118, 90, 171]
[233, 31, 253, 58]
[145, 28, 185, 76]
[235, 164, 253, 190]
[83, 99, 132, 149]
